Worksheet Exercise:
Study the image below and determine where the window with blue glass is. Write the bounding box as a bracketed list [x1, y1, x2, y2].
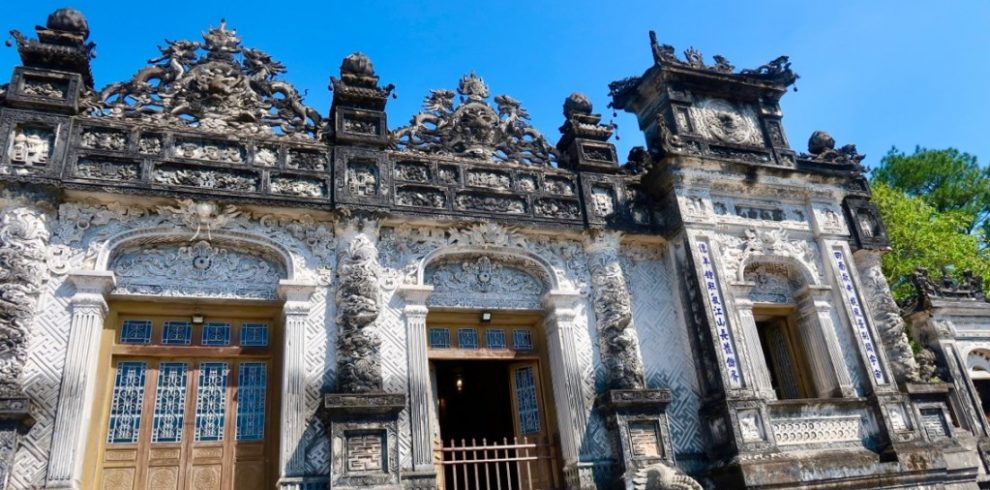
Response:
[120, 320, 152, 344]
[236, 362, 267, 441]
[195, 362, 229, 442]
[486, 329, 507, 349]
[107, 361, 147, 444]
[161, 321, 192, 345]
[513, 329, 534, 351]
[202, 322, 231, 346]
[152, 362, 188, 443]
[429, 328, 450, 348]
[514, 367, 541, 434]
[457, 328, 479, 349]
[240, 323, 269, 347]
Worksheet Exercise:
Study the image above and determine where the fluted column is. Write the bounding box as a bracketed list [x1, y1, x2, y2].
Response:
[541, 290, 593, 487]
[796, 285, 855, 397]
[728, 284, 775, 399]
[46, 271, 115, 490]
[399, 284, 435, 473]
[277, 280, 317, 489]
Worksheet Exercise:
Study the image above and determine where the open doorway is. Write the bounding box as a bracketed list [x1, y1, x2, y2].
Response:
[427, 310, 559, 489]
[434, 360, 515, 443]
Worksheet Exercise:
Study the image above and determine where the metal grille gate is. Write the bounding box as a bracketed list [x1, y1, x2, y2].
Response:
[439, 437, 557, 490]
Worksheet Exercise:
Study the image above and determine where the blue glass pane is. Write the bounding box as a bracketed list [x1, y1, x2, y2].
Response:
[513, 329, 534, 351]
[152, 362, 188, 443]
[429, 328, 450, 348]
[195, 362, 229, 442]
[514, 367, 541, 434]
[236, 362, 267, 441]
[457, 328, 479, 349]
[162, 321, 192, 345]
[486, 329, 506, 349]
[202, 322, 231, 346]
[240, 323, 269, 347]
[107, 361, 147, 444]
[120, 320, 151, 344]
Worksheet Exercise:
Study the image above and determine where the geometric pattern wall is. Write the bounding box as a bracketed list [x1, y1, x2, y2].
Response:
[12, 277, 72, 489]
[622, 245, 706, 456]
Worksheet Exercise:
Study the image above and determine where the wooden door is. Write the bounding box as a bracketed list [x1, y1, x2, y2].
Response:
[508, 361, 554, 489]
[99, 316, 275, 490]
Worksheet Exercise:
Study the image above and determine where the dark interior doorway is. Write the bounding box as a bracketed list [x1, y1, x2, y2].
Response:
[974, 379, 990, 420]
[434, 360, 515, 443]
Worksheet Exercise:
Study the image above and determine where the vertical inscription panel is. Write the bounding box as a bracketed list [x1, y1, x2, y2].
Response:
[628, 421, 662, 458]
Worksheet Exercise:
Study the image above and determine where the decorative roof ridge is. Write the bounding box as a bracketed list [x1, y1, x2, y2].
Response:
[391, 73, 558, 167]
[648, 31, 799, 87]
[89, 20, 324, 140]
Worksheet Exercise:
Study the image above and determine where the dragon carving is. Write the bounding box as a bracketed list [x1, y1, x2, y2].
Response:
[94, 21, 323, 139]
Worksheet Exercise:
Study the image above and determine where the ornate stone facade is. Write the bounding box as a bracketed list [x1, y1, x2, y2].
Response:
[0, 8, 984, 490]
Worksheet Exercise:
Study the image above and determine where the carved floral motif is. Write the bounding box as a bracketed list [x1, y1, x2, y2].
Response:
[427, 256, 544, 309]
[691, 98, 762, 147]
[111, 240, 285, 299]
[156, 199, 241, 241]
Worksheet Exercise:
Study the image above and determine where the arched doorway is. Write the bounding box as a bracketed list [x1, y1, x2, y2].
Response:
[967, 349, 990, 422]
[89, 237, 291, 490]
[422, 253, 562, 489]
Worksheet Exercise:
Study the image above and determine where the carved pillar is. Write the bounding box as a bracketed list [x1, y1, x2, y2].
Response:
[324, 218, 405, 490]
[541, 290, 594, 488]
[585, 232, 689, 490]
[728, 285, 775, 399]
[398, 284, 437, 489]
[0, 202, 49, 489]
[585, 231, 645, 391]
[853, 250, 920, 383]
[795, 285, 855, 397]
[46, 271, 114, 489]
[277, 280, 317, 489]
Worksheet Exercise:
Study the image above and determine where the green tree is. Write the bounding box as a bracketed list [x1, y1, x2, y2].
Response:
[872, 146, 990, 235]
[871, 182, 990, 301]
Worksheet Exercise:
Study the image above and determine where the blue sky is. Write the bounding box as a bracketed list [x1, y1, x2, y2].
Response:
[3, 1, 988, 168]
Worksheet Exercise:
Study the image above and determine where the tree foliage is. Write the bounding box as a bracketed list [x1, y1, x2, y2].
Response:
[871, 182, 990, 301]
[872, 146, 990, 235]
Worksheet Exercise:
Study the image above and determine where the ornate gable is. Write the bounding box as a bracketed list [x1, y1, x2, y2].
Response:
[392, 73, 558, 166]
[93, 21, 324, 139]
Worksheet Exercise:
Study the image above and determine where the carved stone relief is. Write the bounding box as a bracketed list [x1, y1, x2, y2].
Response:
[346, 160, 378, 197]
[8, 126, 52, 168]
[80, 128, 127, 151]
[744, 263, 800, 304]
[427, 255, 544, 310]
[855, 251, 921, 383]
[0, 201, 51, 396]
[270, 176, 325, 198]
[335, 232, 383, 393]
[94, 21, 324, 139]
[153, 165, 257, 192]
[587, 232, 645, 390]
[75, 158, 139, 181]
[111, 240, 285, 299]
[716, 228, 821, 284]
[392, 73, 558, 166]
[173, 139, 244, 164]
[690, 97, 763, 146]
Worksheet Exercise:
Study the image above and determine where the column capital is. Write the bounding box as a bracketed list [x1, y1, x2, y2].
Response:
[278, 280, 318, 316]
[398, 284, 434, 306]
[67, 270, 114, 313]
[796, 284, 834, 311]
[542, 289, 583, 310]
